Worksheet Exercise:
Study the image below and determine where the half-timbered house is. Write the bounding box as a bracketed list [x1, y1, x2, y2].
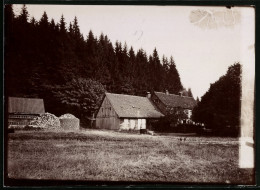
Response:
[95, 93, 164, 130]
[151, 90, 197, 123]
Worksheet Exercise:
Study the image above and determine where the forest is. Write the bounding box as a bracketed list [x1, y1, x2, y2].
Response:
[4, 5, 242, 136]
[4, 5, 191, 120]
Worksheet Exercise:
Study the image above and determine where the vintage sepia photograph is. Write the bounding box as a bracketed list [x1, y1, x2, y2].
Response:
[4, 4, 255, 185]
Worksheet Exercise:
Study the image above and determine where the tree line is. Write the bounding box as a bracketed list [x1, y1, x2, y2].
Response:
[4, 5, 191, 119]
[192, 63, 241, 136]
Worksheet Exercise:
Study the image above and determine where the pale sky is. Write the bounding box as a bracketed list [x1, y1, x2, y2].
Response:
[12, 5, 255, 99]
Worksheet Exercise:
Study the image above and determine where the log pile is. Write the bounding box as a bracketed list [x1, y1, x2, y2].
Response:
[11, 112, 80, 131]
[31, 112, 61, 129]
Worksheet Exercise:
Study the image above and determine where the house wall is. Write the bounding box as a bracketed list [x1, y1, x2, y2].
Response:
[96, 117, 148, 131]
[96, 96, 121, 130]
[120, 118, 146, 130]
[184, 109, 192, 119]
[96, 117, 121, 130]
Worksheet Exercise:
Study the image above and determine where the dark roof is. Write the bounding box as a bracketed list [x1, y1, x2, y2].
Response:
[154, 92, 197, 109]
[8, 97, 45, 114]
[105, 93, 164, 118]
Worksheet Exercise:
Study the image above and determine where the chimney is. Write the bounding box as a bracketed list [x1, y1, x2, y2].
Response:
[165, 90, 169, 95]
[147, 92, 151, 98]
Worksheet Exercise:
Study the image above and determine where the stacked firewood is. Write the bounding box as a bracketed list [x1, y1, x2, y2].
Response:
[31, 112, 60, 129]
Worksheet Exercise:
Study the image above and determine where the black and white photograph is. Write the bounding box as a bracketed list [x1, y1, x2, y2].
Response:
[4, 3, 255, 185]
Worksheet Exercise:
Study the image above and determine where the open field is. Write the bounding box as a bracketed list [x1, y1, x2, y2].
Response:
[7, 129, 254, 184]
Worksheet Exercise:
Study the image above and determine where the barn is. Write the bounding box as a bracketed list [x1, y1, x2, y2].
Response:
[8, 97, 45, 127]
[95, 93, 164, 130]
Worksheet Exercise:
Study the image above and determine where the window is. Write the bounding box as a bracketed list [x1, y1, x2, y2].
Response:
[141, 119, 146, 129]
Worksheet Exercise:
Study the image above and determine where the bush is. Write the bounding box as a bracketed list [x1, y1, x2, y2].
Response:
[153, 110, 189, 132]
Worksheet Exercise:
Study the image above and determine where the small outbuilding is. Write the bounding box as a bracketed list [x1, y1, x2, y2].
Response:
[95, 93, 164, 130]
[8, 97, 45, 127]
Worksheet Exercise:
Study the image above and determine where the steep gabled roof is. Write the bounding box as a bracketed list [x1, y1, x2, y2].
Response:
[105, 93, 164, 118]
[8, 97, 45, 114]
[154, 92, 197, 109]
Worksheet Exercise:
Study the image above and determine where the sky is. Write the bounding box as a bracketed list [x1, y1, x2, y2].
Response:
[12, 5, 255, 99]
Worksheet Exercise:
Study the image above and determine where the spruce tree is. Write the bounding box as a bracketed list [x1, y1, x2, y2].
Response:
[72, 16, 81, 39]
[166, 56, 183, 94]
[59, 14, 66, 34]
[187, 88, 194, 98]
[18, 4, 29, 24]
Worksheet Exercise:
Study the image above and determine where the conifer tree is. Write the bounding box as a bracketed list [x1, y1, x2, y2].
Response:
[166, 56, 183, 94]
[18, 4, 29, 24]
[30, 17, 37, 26]
[72, 16, 81, 39]
[151, 48, 163, 91]
[39, 11, 49, 27]
[187, 88, 194, 98]
[69, 22, 73, 35]
[59, 14, 66, 34]
[4, 4, 14, 38]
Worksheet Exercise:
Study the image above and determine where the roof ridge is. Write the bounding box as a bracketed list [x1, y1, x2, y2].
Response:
[106, 92, 147, 98]
[154, 91, 195, 99]
[8, 97, 43, 100]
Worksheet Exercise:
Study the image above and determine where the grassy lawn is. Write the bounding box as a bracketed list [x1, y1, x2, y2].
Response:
[7, 129, 254, 184]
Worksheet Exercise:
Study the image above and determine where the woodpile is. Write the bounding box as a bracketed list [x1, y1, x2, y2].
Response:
[31, 112, 60, 129]
[11, 112, 80, 131]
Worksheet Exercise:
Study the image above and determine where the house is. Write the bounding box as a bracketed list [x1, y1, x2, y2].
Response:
[151, 90, 197, 123]
[95, 93, 164, 130]
[8, 97, 45, 127]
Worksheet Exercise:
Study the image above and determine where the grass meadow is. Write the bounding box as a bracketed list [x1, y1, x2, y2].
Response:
[7, 129, 254, 184]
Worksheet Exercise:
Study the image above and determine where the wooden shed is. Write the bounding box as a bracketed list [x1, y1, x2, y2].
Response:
[8, 97, 45, 127]
[95, 93, 164, 130]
